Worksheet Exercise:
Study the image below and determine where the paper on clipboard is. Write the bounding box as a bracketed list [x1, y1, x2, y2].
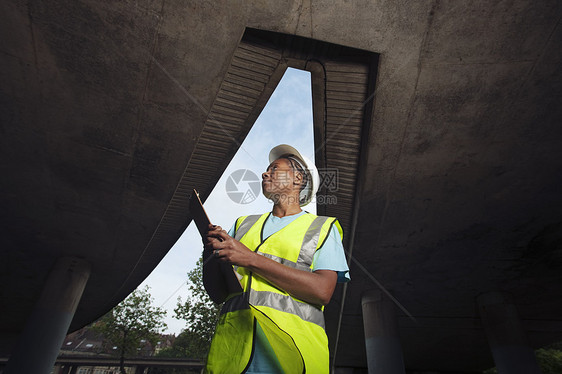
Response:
[190, 189, 212, 237]
[190, 189, 242, 303]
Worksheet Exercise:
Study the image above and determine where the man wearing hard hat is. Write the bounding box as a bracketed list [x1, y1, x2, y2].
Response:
[205, 144, 350, 373]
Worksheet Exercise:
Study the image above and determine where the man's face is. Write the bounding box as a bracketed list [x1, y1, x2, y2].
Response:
[262, 158, 302, 201]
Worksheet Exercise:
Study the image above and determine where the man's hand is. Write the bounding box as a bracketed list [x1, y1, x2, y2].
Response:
[205, 225, 257, 267]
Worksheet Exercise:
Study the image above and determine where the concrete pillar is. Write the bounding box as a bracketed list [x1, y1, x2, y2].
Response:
[5, 257, 91, 374]
[333, 368, 355, 374]
[361, 289, 406, 374]
[477, 292, 541, 374]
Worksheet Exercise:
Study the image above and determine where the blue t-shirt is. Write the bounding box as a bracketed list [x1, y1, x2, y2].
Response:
[228, 211, 350, 373]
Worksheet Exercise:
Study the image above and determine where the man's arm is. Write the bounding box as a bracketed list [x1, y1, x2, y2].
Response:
[206, 225, 337, 306]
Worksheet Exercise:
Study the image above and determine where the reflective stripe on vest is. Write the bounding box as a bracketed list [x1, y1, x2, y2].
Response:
[250, 290, 325, 328]
[234, 214, 261, 240]
[221, 290, 324, 328]
[297, 215, 330, 269]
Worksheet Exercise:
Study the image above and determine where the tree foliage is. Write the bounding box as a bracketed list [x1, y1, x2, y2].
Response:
[151, 331, 208, 374]
[92, 285, 167, 373]
[482, 342, 562, 374]
[171, 257, 221, 359]
[535, 346, 562, 374]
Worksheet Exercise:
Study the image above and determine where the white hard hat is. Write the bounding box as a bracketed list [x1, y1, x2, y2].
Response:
[268, 144, 319, 206]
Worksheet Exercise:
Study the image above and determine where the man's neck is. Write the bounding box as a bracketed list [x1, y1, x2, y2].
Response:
[271, 201, 302, 218]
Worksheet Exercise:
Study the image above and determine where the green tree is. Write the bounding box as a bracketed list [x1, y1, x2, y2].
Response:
[172, 257, 222, 359]
[92, 285, 167, 374]
[482, 341, 562, 374]
[151, 332, 205, 374]
[535, 348, 562, 374]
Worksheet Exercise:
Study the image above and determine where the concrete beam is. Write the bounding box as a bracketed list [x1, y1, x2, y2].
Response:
[5, 257, 91, 374]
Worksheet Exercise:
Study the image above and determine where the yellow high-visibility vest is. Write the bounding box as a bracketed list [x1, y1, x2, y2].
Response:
[205, 212, 343, 374]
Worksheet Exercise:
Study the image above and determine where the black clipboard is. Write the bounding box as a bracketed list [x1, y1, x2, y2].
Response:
[190, 189, 242, 303]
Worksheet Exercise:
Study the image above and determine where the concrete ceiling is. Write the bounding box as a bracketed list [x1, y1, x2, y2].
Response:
[1, 0, 561, 372]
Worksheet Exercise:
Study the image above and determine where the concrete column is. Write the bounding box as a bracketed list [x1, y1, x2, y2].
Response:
[477, 292, 541, 374]
[361, 289, 406, 374]
[333, 368, 355, 374]
[5, 257, 91, 374]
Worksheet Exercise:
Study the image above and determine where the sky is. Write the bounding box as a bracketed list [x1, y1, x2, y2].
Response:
[139, 68, 316, 334]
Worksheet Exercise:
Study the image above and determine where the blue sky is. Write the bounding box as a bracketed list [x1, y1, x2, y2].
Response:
[139, 68, 315, 334]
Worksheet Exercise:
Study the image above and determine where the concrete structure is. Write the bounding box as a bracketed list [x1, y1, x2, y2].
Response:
[4, 257, 90, 374]
[1, 1, 561, 372]
[477, 292, 541, 374]
[362, 290, 406, 374]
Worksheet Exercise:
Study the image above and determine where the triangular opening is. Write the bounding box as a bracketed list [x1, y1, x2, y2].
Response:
[141, 67, 315, 334]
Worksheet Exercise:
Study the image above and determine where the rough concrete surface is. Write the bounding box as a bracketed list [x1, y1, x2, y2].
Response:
[1, 0, 561, 372]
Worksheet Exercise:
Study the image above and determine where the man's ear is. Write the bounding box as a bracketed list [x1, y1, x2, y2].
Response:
[293, 171, 303, 186]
